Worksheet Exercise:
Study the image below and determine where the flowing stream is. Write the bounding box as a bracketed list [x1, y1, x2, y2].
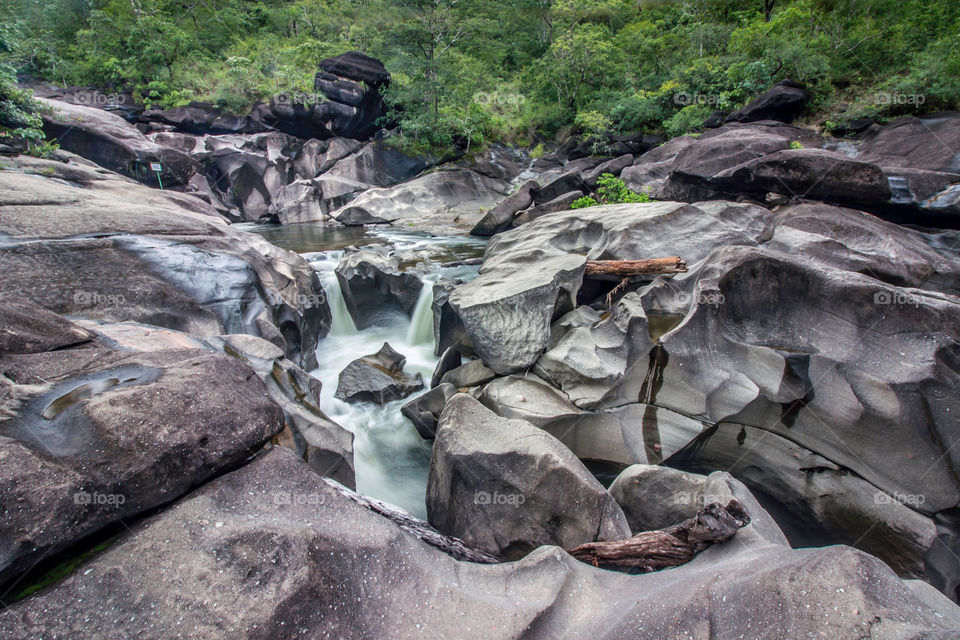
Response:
[242, 224, 486, 519]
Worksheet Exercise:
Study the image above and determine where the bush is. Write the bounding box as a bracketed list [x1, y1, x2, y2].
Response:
[573, 173, 651, 209]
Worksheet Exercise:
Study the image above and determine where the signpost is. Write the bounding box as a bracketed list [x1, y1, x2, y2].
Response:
[149, 163, 163, 189]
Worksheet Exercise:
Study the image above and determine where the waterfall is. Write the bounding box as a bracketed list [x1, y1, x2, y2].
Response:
[306, 250, 358, 336]
[405, 277, 436, 346]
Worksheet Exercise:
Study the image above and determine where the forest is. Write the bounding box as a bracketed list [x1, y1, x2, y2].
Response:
[2, 0, 959, 150]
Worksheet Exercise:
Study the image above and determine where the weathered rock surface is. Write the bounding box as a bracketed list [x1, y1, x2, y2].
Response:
[0, 153, 329, 370]
[470, 179, 539, 236]
[401, 382, 458, 439]
[426, 394, 631, 558]
[334, 342, 425, 404]
[439, 359, 496, 388]
[38, 98, 197, 188]
[335, 248, 424, 329]
[512, 190, 583, 227]
[0, 330, 283, 587]
[3, 447, 958, 639]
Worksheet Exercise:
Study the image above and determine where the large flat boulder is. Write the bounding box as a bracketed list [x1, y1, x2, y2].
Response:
[3, 447, 957, 638]
[725, 80, 811, 124]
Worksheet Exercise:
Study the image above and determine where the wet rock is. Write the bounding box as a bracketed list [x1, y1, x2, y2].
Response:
[0, 337, 282, 587]
[334, 342, 424, 404]
[38, 98, 197, 188]
[427, 394, 631, 558]
[335, 249, 424, 329]
[401, 383, 458, 438]
[430, 346, 462, 388]
[4, 446, 958, 639]
[0, 154, 329, 370]
[726, 79, 811, 124]
[470, 179, 539, 236]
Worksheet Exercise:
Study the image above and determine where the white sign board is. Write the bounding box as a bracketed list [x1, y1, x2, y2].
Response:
[149, 163, 162, 172]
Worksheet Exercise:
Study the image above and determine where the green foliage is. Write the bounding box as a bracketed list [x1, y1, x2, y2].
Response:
[0, 22, 55, 156]
[0, 0, 956, 146]
[789, 140, 804, 149]
[574, 173, 650, 209]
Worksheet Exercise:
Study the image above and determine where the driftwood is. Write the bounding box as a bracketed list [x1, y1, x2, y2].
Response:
[566, 500, 751, 572]
[585, 257, 688, 279]
[321, 477, 500, 564]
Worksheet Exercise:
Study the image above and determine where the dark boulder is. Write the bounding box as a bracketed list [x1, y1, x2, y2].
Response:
[401, 382, 458, 438]
[470, 179, 539, 236]
[726, 79, 811, 124]
[335, 249, 424, 329]
[334, 342, 425, 404]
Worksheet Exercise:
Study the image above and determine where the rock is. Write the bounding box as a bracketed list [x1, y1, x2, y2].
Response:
[38, 98, 197, 188]
[0, 153, 329, 370]
[534, 170, 586, 204]
[432, 279, 471, 357]
[712, 147, 892, 207]
[334, 342, 425, 404]
[430, 346, 462, 388]
[512, 190, 583, 227]
[330, 168, 511, 234]
[291, 137, 363, 179]
[312, 51, 390, 139]
[857, 114, 960, 173]
[139, 101, 270, 136]
[621, 135, 697, 194]
[726, 79, 811, 124]
[608, 465, 787, 545]
[444, 254, 585, 374]
[0, 335, 283, 587]
[583, 153, 634, 188]
[323, 141, 433, 190]
[206, 334, 355, 489]
[426, 394, 631, 558]
[401, 383, 458, 438]
[335, 249, 424, 329]
[202, 144, 291, 221]
[470, 179, 539, 236]
[0, 297, 95, 355]
[439, 360, 496, 388]
[4, 446, 958, 639]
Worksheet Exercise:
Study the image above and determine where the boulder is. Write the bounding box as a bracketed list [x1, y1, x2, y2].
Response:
[726, 79, 811, 124]
[138, 101, 270, 135]
[323, 141, 433, 190]
[335, 249, 424, 329]
[439, 359, 496, 388]
[534, 170, 587, 204]
[4, 447, 958, 639]
[470, 179, 539, 236]
[621, 135, 697, 194]
[330, 168, 511, 234]
[401, 382, 458, 439]
[427, 394, 631, 558]
[0, 335, 282, 587]
[38, 98, 197, 188]
[857, 114, 960, 173]
[583, 153, 635, 188]
[430, 346, 462, 387]
[0, 153, 329, 370]
[202, 145, 291, 221]
[0, 297, 95, 355]
[512, 190, 583, 227]
[334, 342, 425, 404]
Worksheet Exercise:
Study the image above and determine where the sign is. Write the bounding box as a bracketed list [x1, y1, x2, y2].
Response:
[149, 163, 162, 172]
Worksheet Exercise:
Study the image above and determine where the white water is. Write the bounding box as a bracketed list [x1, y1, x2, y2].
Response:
[298, 233, 485, 519]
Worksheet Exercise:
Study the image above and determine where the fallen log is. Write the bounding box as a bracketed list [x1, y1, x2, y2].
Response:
[585, 257, 688, 279]
[566, 500, 750, 572]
